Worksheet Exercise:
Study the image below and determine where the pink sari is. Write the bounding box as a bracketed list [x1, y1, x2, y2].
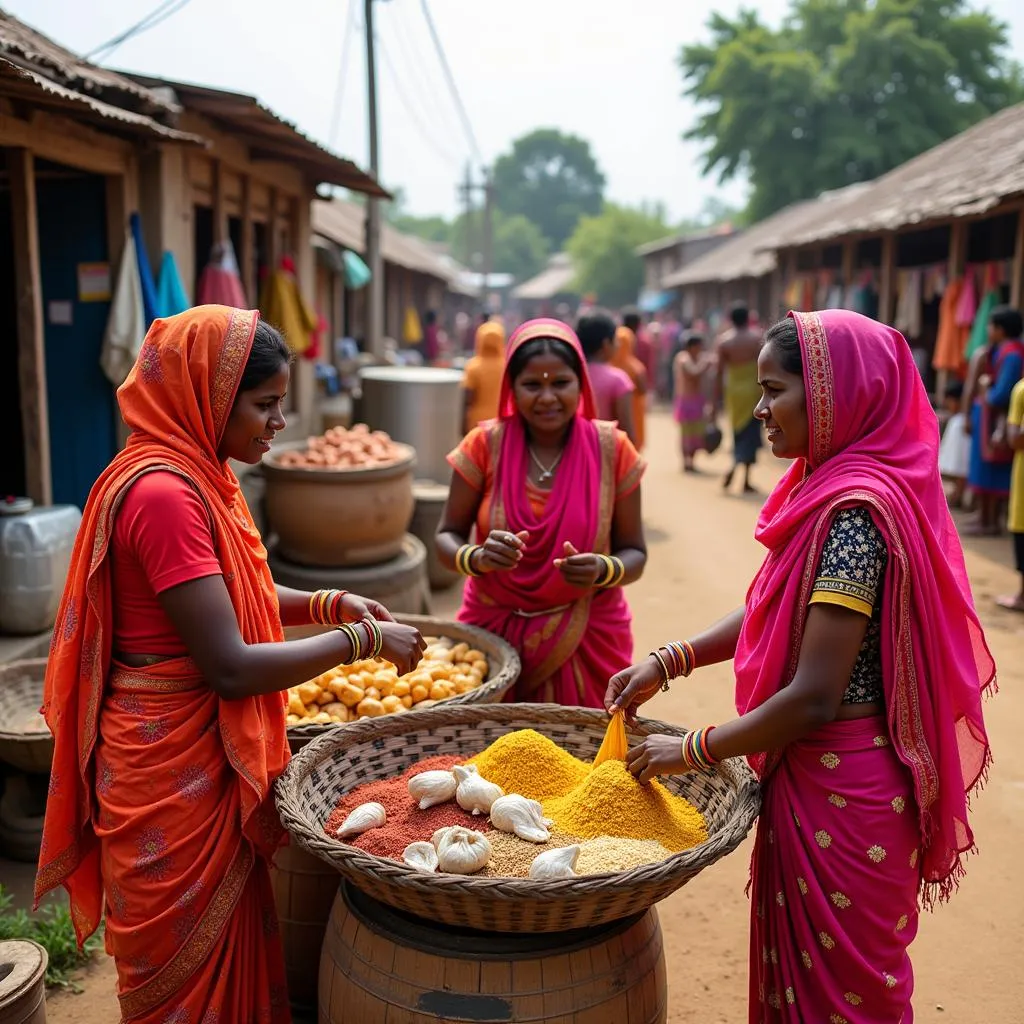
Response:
[450, 319, 642, 706]
[738, 311, 994, 1022]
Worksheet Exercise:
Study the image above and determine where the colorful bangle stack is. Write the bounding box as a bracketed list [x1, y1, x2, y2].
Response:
[362, 618, 385, 660]
[310, 589, 348, 625]
[650, 640, 696, 692]
[680, 726, 718, 772]
[456, 544, 483, 577]
[337, 621, 375, 663]
[595, 554, 626, 588]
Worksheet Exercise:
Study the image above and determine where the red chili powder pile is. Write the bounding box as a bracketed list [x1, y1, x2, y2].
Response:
[324, 754, 492, 859]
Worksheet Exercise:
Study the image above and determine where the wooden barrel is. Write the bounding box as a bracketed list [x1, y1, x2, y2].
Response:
[409, 481, 460, 591]
[271, 843, 341, 1011]
[0, 939, 47, 1024]
[319, 883, 667, 1023]
[268, 534, 430, 616]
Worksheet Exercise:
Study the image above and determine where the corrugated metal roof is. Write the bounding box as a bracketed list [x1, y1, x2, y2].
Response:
[130, 75, 388, 197]
[0, 10, 178, 114]
[0, 58, 203, 143]
[313, 199, 455, 282]
[783, 101, 1024, 248]
[663, 185, 868, 287]
[512, 253, 577, 300]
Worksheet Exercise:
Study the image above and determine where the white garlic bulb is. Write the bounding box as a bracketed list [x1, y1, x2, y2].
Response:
[431, 825, 459, 851]
[452, 764, 504, 816]
[336, 801, 386, 839]
[529, 845, 580, 881]
[436, 827, 492, 874]
[407, 770, 457, 810]
[489, 794, 552, 843]
[402, 841, 439, 873]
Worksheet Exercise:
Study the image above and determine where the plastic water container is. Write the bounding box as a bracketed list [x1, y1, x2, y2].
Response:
[0, 497, 82, 636]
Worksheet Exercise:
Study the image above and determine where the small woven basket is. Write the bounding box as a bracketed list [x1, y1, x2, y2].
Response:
[0, 660, 53, 774]
[285, 615, 520, 750]
[276, 703, 760, 933]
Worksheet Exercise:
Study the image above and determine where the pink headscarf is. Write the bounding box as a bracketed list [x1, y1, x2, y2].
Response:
[734, 309, 994, 905]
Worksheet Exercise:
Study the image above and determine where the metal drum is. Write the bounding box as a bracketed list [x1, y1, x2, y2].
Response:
[357, 367, 463, 485]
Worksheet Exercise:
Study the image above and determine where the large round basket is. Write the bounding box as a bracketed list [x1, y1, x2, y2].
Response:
[0, 659, 53, 774]
[285, 615, 521, 751]
[276, 704, 759, 933]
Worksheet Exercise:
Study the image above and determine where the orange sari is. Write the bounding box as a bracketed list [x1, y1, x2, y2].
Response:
[613, 326, 647, 450]
[35, 306, 291, 1022]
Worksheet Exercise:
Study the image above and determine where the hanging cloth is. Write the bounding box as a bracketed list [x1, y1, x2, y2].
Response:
[403, 307, 423, 345]
[965, 289, 1001, 361]
[343, 250, 372, 290]
[156, 251, 191, 318]
[100, 229, 146, 386]
[893, 270, 922, 340]
[955, 269, 977, 328]
[129, 212, 159, 326]
[932, 278, 968, 376]
[197, 240, 248, 309]
[258, 256, 318, 355]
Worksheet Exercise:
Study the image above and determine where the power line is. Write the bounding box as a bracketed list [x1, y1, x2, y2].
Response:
[85, 0, 193, 62]
[328, 0, 358, 150]
[418, 0, 482, 165]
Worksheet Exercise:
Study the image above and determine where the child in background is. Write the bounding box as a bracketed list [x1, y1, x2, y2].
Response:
[996, 377, 1024, 612]
[938, 380, 970, 508]
[577, 313, 637, 446]
[673, 332, 713, 472]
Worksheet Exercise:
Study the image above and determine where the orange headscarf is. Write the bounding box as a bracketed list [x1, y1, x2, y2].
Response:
[462, 320, 507, 430]
[612, 326, 647, 449]
[35, 305, 289, 941]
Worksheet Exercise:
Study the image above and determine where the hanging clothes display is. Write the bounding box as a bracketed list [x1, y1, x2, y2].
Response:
[258, 255, 318, 356]
[129, 212, 159, 326]
[402, 307, 423, 345]
[197, 239, 248, 309]
[932, 277, 969, 375]
[100, 228, 146, 386]
[156, 251, 191, 319]
[954, 268, 978, 330]
[893, 269, 922, 340]
[966, 286, 1001, 361]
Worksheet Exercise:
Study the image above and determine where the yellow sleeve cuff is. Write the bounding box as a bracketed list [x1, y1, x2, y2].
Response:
[809, 590, 873, 617]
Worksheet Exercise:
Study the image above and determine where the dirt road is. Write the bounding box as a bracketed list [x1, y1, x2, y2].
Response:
[45, 409, 1024, 1021]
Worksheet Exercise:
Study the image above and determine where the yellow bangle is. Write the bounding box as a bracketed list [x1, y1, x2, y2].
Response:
[456, 544, 482, 577]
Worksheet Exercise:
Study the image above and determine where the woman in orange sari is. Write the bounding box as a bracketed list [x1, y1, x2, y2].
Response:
[461, 319, 506, 431]
[35, 305, 424, 1022]
[613, 321, 648, 450]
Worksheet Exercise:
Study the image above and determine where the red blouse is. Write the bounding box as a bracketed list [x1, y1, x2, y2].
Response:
[110, 471, 222, 656]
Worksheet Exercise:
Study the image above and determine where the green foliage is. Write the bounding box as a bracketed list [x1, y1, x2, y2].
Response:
[681, 0, 1024, 220]
[567, 203, 672, 307]
[492, 214, 551, 281]
[492, 129, 606, 250]
[391, 213, 451, 244]
[0, 886, 103, 991]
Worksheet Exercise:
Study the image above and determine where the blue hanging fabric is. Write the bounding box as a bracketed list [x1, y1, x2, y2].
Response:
[156, 251, 191, 318]
[129, 212, 159, 325]
[343, 250, 372, 290]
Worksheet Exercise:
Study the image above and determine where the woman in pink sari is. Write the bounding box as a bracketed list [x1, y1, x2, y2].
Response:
[607, 309, 994, 1022]
[437, 318, 647, 706]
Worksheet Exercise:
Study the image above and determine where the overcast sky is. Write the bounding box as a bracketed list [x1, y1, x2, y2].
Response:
[14, 0, 1024, 224]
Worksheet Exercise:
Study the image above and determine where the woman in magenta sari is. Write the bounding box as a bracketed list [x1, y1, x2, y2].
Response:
[607, 309, 994, 1022]
[436, 318, 647, 706]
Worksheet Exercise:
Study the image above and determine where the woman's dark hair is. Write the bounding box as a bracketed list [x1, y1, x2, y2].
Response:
[622, 310, 642, 332]
[424, 310, 438, 326]
[684, 331, 705, 350]
[576, 313, 617, 357]
[238, 320, 291, 393]
[990, 305, 1023, 339]
[764, 317, 803, 376]
[944, 379, 964, 401]
[730, 303, 750, 328]
[508, 336, 583, 383]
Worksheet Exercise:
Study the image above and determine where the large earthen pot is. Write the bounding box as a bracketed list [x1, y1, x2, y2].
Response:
[262, 442, 415, 568]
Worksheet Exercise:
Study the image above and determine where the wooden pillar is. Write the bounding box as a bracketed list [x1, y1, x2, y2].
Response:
[240, 174, 255, 306]
[878, 234, 896, 325]
[212, 160, 227, 245]
[841, 240, 855, 292]
[10, 148, 51, 506]
[267, 187, 280, 271]
[1010, 208, 1024, 309]
[948, 220, 967, 281]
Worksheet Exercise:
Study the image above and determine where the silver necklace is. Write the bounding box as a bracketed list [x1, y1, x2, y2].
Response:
[529, 447, 563, 483]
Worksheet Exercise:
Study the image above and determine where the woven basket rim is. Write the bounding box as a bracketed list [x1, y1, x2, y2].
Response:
[286, 615, 521, 739]
[276, 703, 760, 898]
[0, 659, 51, 742]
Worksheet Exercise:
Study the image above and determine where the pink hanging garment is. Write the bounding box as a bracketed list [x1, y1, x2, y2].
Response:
[196, 240, 248, 309]
[954, 267, 977, 327]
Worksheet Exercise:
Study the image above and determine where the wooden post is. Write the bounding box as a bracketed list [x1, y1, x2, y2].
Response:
[10, 148, 51, 506]
[841, 240, 855, 291]
[878, 234, 896, 325]
[240, 174, 255, 306]
[212, 160, 227, 245]
[1010, 208, 1024, 309]
[948, 220, 967, 281]
[267, 187, 280, 271]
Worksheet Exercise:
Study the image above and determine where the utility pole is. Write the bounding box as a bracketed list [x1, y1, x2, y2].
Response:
[480, 167, 493, 307]
[458, 163, 475, 269]
[364, 0, 385, 356]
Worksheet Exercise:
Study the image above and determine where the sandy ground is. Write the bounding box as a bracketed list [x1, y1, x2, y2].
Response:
[15, 408, 1023, 1021]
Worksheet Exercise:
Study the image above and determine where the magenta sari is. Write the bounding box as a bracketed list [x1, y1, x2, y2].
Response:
[737, 311, 994, 1022]
[449, 319, 643, 707]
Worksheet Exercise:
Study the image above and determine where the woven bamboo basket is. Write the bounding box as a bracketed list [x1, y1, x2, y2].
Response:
[276, 703, 760, 933]
[0, 660, 53, 774]
[285, 615, 520, 749]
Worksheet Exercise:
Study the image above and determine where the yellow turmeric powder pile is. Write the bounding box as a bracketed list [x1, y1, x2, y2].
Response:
[542, 760, 708, 853]
[468, 729, 590, 801]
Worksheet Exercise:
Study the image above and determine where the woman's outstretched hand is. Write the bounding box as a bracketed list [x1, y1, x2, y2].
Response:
[553, 541, 605, 588]
[626, 735, 687, 784]
[340, 593, 396, 623]
[375, 622, 427, 676]
[605, 656, 665, 721]
[475, 530, 530, 573]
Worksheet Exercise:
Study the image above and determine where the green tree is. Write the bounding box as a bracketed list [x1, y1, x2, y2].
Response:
[567, 204, 671, 307]
[391, 213, 451, 244]
[681, 0, 1024, 220]
[448, 210, 550, 281]
[492, 129, 606, 249]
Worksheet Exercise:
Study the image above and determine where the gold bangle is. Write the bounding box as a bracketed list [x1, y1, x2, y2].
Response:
[456, 544, 482, 577]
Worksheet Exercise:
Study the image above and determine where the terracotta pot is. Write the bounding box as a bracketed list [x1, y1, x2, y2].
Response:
[262, 443, 416, 568]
